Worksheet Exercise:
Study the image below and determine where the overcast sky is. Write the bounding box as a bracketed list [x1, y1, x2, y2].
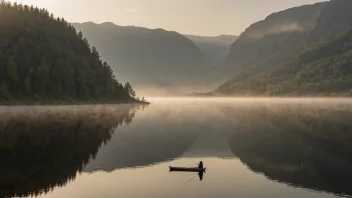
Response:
[9, 0, 327, 36]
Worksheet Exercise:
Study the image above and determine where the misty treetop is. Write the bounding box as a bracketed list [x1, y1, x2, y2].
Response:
[0, 1, 139, 103]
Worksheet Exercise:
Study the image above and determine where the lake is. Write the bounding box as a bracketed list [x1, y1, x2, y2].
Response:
[1, 98, 352, 198]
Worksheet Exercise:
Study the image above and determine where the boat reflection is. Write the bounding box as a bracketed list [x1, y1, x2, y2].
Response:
[169, 169, 205, 182]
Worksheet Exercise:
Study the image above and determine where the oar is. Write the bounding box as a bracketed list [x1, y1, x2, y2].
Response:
[184, 174, 196, 185]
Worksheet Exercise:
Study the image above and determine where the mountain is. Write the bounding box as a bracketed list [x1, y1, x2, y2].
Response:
[73, 22, 210, 95]
[216, 0, 352, 96]
[185, 34, 238, 64]
[218, 28, 352, 96]
[0, 2, 140, 104]
[223, 2, 327, 76]
[310, 0, 352, 42]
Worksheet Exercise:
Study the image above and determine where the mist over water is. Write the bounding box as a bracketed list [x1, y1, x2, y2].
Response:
[1, 98, 352, 198]
[148, 97, 352, 107]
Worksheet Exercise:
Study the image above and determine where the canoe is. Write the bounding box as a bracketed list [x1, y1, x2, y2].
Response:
[169, 166, 206, 172]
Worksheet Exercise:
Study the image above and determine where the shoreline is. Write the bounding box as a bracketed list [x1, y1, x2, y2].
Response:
[0, 99, 151, 106]
[187, 93, 352, 98]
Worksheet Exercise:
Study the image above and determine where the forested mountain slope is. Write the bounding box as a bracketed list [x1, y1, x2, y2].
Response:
[0, 2, 140, 103]
[73, 22, 210, 94]
[216, 0, 352, 96]
[310, 0, 352, 42]
[217, 28, 352, 96]
[222, 2, 327, 76]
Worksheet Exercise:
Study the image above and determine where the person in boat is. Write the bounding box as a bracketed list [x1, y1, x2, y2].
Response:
[198, 161, 203, 169]
[198, 161, 204, 181]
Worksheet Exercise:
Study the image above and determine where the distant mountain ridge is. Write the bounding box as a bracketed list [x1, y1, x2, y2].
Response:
[185, 34, 238, 65]
[185, 34, 238, 46]
[73, 22, 211, 95]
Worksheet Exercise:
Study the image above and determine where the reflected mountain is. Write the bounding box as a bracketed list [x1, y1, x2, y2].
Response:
[222, 104, 352, 197]
[181, 132, 234, 158]
[84, 119, 202, 172]
[82, 109, 230, 181]
[84, 105, 236, 172]
[0, 105, 142, 198]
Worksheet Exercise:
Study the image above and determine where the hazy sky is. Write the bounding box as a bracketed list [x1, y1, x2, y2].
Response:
[9, 0, 327, 36]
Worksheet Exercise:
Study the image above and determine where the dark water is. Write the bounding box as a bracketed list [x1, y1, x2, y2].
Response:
[1, 98, 352, 198]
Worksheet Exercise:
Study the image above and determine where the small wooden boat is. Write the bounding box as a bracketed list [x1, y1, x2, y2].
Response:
[169, 166, 206, 172]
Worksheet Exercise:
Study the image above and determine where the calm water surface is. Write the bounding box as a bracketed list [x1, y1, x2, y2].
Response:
[1, 98, 352, 198]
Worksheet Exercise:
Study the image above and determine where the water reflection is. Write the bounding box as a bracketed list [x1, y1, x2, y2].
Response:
[2, 99, 352, 198]
[0, 105, 143, 198]
[80, 100, 352, 197]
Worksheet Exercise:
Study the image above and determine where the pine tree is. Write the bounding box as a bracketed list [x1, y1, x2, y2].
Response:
[24, 75, 31, 95]
[6, 56, 19, 92]
[124, 82, 136, 98]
